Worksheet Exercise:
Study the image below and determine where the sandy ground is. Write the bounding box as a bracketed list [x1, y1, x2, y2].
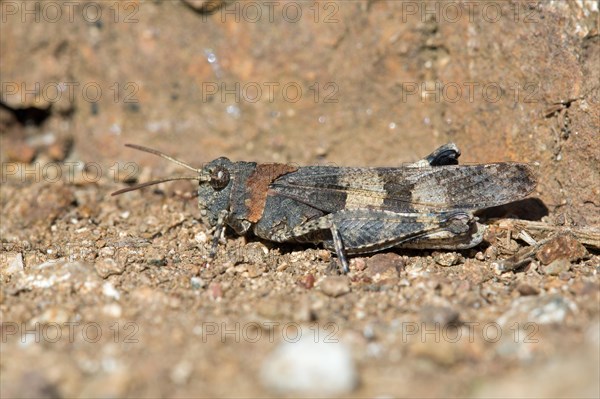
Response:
[1, 1, 599, 397]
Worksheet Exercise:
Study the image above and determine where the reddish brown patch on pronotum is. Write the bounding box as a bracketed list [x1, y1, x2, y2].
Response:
[245, 163, 298, 223]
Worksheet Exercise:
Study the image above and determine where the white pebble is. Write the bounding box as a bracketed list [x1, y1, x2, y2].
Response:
[194, 232, 208, 243]
[6, 253, 24, 274]
[170, 360, 193, 385]
[102, 282, 120, 300]
[102, 303, 122, 318]
[260, 332, 357, 395]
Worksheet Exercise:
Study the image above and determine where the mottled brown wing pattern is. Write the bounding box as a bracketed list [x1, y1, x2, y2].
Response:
[269, 163, 536, 213]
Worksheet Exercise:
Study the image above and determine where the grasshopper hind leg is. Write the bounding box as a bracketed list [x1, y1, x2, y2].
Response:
[268, 210, 480, 274]
[330, 223, 350, 273]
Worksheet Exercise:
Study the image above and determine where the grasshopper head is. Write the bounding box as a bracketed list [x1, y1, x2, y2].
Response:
[112, 144, 234, 228]
[197, 157, 234, 227]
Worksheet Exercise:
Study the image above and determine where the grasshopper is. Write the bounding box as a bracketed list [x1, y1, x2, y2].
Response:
[112, 143, 537, 273]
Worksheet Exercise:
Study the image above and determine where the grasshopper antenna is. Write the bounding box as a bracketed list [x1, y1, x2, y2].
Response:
[111, 176, 200, 196]
[124, 143, 200, 172]
[111, 144, 208, 196]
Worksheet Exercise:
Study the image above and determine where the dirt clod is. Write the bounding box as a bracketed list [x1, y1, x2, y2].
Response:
[365, 253, 404, 279]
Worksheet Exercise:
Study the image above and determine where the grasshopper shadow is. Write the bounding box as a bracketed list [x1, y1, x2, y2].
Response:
[475, 198, 548, 221]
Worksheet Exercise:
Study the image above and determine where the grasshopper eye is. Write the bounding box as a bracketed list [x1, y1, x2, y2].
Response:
[209, 165, 230, 190]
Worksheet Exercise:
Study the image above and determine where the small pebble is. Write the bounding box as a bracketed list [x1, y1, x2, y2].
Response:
[194, 232, 207, 243]
[434, 252, 463, 267]
[208, 282, 223, 300]
[181, 0, 225, 13]
[190, 277, 206, 289]
[497, 295, 575, 326]
[98, 247, 116, 257]
[170, 360, 193, 385]
[558, 271, 572, 281]
[102, 303, 122, 318]
[276, 262, 289, 271]
[247, 264, 265, 278]
[14, 260, 100, 293]
[516, 283, 540, 296]
[365, 253, 403, 279]
[484, 246, 498, 260]
[233, 264, 247, 274]
[102, 282, 120, 300]
[319, 276, 350, 297]
[47, 140, 70, 161]
[543, 258, 571, 276]
[6, 253, 24, 275]
[297, 274, 315, 289]
[94, 259, 124, 278]
[536, 234, 587, 265]
[410, 337, 464, 366]
[147, 257, 167, 267]
[6, 141, 36, 163]
[317, 250, 331, 262]
[569, 281, 597, 296]
[351, 257, 367, 271]
[243, 242, 269, 264]
[420, 305, 460, 327]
